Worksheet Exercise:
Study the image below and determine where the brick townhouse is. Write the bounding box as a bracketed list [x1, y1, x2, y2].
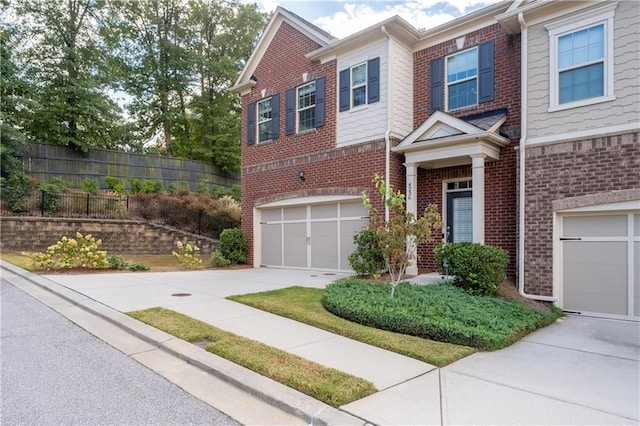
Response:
[232, 0, 640, 320]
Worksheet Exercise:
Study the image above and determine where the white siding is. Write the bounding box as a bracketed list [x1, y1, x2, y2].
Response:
[390, 39, 414, 139]
[336, 40, 388, 146]
[526, 1, 640, 142]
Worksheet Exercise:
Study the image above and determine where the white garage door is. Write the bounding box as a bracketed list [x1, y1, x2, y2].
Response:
[260, 201, 368, 271]
[561, 213, 639, 319]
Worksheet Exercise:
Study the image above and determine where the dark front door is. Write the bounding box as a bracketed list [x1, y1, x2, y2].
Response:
[446, 190, 472, 243]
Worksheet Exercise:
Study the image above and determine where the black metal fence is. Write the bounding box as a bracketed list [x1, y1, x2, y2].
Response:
[1, 191, 237, 239]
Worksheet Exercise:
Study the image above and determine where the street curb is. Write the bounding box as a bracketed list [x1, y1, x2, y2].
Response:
[1, 261, 367, 426]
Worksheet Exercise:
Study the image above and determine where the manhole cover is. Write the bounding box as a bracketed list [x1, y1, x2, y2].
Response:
[323, 273, 336, 276]
[171, 293, 191, 297]
[309, 275, 318, 277]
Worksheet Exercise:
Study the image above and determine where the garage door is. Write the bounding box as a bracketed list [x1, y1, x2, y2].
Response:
[260, 201, 368, 271]
[561, 213, 639, 319]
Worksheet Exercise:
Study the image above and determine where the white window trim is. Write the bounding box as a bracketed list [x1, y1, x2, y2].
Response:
[257, 97, 272, 143]
[296, 81, 316, 133]
[351, 62, 367, 109]
[445, 46, 479, 112]
[547, 4, 616, 112]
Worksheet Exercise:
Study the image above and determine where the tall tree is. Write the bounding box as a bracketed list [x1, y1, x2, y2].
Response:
[12, 0, 125, 151]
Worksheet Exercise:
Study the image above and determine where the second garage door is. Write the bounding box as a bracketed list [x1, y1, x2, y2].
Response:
[260, 201, 369, 271]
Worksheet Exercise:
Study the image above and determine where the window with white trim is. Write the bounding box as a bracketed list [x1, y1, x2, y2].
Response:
[351, 63, 367, 108]
[297, 81, 316, 132]
[257, 97, 272, 142]
[446, 47, 478, 110]
[547, 5, 615, 111]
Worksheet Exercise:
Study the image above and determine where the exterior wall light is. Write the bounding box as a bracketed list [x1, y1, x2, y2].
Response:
[298, 170, 305, 182]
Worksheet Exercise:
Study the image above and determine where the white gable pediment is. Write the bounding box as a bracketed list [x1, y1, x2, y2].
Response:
[396, 111, 489, 150]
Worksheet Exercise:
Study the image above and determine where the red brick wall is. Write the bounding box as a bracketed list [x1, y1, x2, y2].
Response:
[412, 24, 521, 275]
[523, 131, 640, 296]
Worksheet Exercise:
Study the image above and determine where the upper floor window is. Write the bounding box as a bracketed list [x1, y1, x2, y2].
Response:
[297, 81, 316, 132]
[446, 48, 478, 110]
[339, 57, 379, 112]
[351, 63, 367, 108]
[257, 97, 273, 142]
[429, 41, 494, 113]
[547, 4, 615, 111]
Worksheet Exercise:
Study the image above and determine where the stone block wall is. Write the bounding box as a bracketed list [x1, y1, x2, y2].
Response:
[0, 217, 218, 255]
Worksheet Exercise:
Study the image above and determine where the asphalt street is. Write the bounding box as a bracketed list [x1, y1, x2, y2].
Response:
[0, 278, 239, 426]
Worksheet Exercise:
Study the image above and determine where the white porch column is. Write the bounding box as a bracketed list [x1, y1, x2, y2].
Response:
[471, 154, 486, 244]
[405, 163, 419, 275]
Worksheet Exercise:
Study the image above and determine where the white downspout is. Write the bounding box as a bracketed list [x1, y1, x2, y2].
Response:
[381, 25, 392, 222]
[518, 12, 556, 302]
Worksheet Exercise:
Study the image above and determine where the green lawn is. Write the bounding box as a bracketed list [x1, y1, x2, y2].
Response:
[128, 307, 376, 407]
[228, 286, 476, 366]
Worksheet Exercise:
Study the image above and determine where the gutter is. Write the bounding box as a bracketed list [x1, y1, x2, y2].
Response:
[517, 12, 556, 302]
[382, 25, 392, 222]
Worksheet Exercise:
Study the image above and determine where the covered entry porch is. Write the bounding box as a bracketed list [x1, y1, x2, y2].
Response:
[393, 110, 510, 275]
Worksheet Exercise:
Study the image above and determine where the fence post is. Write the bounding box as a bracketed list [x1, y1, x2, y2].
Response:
[86, 193, 90, 216]
[198, 210, 203, 235]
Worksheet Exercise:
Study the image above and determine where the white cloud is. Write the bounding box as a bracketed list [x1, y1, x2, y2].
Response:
[315, 0, 502, 38]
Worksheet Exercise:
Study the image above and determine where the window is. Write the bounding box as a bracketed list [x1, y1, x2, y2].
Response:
[351, 63, 367, 108]
[257, 98, 272, 142]
[339, 57, 379, 112]
[446, 48, 478, 110]
[430, 41, 493, 113]
[297, 82, 316, 132]
[547, 5, 615, 111]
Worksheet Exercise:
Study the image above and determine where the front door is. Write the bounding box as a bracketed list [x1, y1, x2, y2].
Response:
[446, 190, 473, 243]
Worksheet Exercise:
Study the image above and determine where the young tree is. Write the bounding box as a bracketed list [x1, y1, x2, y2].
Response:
[363, 174, 442, 297]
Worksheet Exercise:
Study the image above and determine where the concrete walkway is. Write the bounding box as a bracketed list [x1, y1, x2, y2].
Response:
[2, 263, 639, 425]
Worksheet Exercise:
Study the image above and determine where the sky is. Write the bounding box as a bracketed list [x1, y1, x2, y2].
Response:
[245, 0, 503, 39]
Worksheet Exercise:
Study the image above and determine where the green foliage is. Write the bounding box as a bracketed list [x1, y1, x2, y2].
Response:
[128, 178, 162, 194]
[172, 241, 203, 268]
[2, 173, 34, 213]
[210, 251, 231, 267]
[322, 280, 562, 351]
[211, 184, 240, 201]
[167, 181, 190, 195]
[81, 178, 100, 195]
[362, 174, 442, 296]
[434, 242, 508, 296]
[347, 229, 386, 277]
[217, 228, 248, 264]
[104, 176, 126, 194]
[37, 177, 68, 214]
[22, 232, 109, 270]
[108, 254, 150, 271]
[128, 262, 150, 271]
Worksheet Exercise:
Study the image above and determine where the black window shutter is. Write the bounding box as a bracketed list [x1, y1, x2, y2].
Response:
[478, 40, 495, 103]
[285, 89, 295, 135]
[368, 57, 380, 104]
[430, 57, 444, 112]
[247, 102, 256, 145]
[315, 77, 325, 127]
[339, 68, 350, 112]
[271, 94, 280, 139]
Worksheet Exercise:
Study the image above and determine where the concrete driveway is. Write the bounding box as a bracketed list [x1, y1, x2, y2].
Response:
[44, 268, 640, 425]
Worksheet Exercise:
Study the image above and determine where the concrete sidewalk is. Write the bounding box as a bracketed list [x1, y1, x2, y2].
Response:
[2, 262, 638, 425]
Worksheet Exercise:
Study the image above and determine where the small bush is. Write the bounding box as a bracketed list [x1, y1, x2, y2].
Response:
[217, 228, 248, 264]
[128, 262, 150, 271]
[81, 178, 100, 195]
[210, 251, 231, 267]
[104, 176, 126, 194]
[37, 177, 68, 214]
[129, 178, 162, 194]
[2, 173, 34, 213]
[212, 184, 241, 201]
[108, 255, 129, 270]
[322, 280, 561, 351]
[23, 232, 109, 270]
[347, 229, 386, 277]
[434, 242, 508, 296]
[172, 241, 203, 268]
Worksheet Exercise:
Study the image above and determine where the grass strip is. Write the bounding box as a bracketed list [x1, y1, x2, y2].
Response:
[127, 307, 376, 407]
[228, 286, 475, 367]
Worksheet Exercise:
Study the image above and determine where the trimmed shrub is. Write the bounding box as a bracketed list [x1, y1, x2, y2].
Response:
[321, 280, 561, 351]
[104, 176, 126, 194]
[108, 255, 129, 270]
[129, 178, 162, 194]
[347, 229, 386, 277]
[81, 178, 100, 195]
[218, 228, 248, 264]
[434, 242, 508, 296]
[210, 251, 231, 267]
